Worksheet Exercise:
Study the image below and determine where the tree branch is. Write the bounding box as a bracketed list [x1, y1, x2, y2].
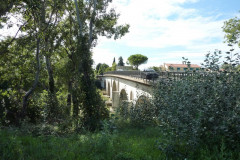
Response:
[0, 18, 30, 56]
[74, 0, 83, 37]
[21, 37, 41, 118]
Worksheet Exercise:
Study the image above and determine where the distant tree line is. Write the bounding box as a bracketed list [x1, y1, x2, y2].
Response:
[96, 54, 149, 74]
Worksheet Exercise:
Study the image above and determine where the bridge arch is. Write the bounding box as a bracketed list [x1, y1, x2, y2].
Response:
[120, 89, 128, 101]
[135, 95, 151, 108]
[135, 95, 155, 123]
[119, 89, 129, 114]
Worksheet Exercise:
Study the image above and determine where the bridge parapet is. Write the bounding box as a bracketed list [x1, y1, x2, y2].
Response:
[103, 71, 208, 81]
[102, 74, 152, 86]
[104, 71, 157, 83]
[104, 71, 141, 77]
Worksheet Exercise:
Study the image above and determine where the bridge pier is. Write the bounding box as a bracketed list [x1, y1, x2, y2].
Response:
[112, 91, 120, 109]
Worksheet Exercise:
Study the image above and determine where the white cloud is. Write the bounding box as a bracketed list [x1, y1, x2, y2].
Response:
[93, 0, 236, 68]
[111, 0, 225, 48]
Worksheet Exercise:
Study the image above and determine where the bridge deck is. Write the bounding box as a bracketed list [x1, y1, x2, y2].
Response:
[103, 74, 153, 86]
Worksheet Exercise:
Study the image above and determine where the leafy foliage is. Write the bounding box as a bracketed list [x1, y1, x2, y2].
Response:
[150, 66, 160, 72]
[201, 50, 222, 71]
[118, 56, 124, 66]
[116, 94, 157, 128]
[153, 50, 240, 157]
[96, 63, 109, 75]
[223, 16, 240, 47]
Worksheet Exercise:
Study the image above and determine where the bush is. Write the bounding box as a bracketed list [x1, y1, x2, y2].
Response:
[153, 72, 240, 154]
[116, 95, 157, 127]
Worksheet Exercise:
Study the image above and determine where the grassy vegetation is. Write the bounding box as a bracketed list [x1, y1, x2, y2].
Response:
[1, 125, 239, 160]
[0, 126, 164, 160]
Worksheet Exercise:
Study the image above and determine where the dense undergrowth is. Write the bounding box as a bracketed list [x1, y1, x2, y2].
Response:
[0, 125, 163, 160]
[1, 124, 239, 160]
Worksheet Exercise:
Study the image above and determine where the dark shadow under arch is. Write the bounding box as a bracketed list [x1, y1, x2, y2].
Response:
[135, 95, 151, 108]
[107, 82, 110, 96]
[120, 89, 128, 101]
[104, 80, 106, 89]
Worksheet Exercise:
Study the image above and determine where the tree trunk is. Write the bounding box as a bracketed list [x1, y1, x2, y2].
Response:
[45, 54, 58, 119]
[72, 88, 79, 118]
[22, 38, 40, 118]
[45, 56, 55, 94]
[67, 80, 72, 115]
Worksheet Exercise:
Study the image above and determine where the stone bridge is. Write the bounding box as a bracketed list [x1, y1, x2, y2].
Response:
[99, 71, 154, 109]
[99, 71, 200, 109]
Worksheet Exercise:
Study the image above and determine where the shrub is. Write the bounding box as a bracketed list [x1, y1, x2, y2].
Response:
[153, 72, 240, 154]
[117, 95, 157, 127]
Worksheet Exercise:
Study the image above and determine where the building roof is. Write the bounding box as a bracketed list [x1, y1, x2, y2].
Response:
[164, 63, 201, 68]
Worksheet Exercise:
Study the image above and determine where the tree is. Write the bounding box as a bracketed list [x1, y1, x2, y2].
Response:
[96, 63, 102, 73]
[0, 0, 68, 121]
[73, 0, 129, 130]
[118, 56, 124, 66]
[223, 17, 240, 71]
[127, 54, 148, 70]
[112, 62, 117, 71]
[150, 66, 160, 72]
[201, 50, 222, 72]
[99, 64, 109, 75]
[112, 57, 116, 65]
[96, 63, 109, 75]
[0, 0, 129, 130]
[223, 16, 240, 47]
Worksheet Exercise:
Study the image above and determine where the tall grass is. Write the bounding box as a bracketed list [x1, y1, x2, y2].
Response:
[0, 127, 164, 160]
[1, 125, 239, 160]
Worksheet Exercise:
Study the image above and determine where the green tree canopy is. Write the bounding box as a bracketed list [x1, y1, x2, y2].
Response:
[223, 16, 240, 47]
[96, 63, 109, 75]
[150, 66, 160, 72]
[111, 62, 117, 71]
[118, 56, 124, 66]
[0, 0, 129, 130]
[127, 54, 148, 70]
[222, 16, 240, 71]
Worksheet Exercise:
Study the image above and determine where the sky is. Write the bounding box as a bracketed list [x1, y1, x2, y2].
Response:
[92, 0, 240, 70]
